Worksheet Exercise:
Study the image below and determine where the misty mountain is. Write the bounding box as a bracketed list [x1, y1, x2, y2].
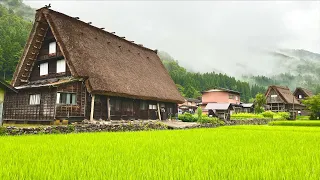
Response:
[0, 0, 35, 21]
[242, 49, 320, 94]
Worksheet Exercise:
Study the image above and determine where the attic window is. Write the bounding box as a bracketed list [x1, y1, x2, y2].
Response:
[271, 95, 277, 98]
[40, 62, 48, 76]
[298, 95, 302, 99]
[49, 41, 56, 55]
[56, 59, 66, 73]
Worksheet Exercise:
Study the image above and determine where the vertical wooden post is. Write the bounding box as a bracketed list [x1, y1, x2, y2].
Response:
[90, 94, 95, 121]
[157, 102, 161, 121]
[107, 97, 111, 120]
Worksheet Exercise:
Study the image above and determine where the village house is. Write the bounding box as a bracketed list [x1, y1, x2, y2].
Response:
[3, 7, 184, 124]
[293, 87, 313, 115]
[293, 87, 313, 103]
[178, 98, 201, 114]
[265, 85, 305, 118]
[200, 88, 242, 120]
[0, 79, 17, 125]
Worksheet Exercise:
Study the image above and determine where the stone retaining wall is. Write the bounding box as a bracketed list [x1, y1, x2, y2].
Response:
[0, 121, 168, 136]
[0, 119, 272, 136]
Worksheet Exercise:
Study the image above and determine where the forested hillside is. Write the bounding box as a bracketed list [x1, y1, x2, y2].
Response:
[161, 56, 266, 102]
[0, 4, 32, 80]
[0, 0, 34, 21]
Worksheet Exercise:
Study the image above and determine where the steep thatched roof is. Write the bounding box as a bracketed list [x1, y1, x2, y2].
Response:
[293, 87, 313, 98]
[266, 85, 300, 105]
[12, 8, 184, 103]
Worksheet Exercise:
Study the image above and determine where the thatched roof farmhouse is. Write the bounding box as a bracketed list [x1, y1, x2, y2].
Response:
[4, 7, 183, 124]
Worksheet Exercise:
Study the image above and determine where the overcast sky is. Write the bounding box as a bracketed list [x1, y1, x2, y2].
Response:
[24, 1, 320, 76]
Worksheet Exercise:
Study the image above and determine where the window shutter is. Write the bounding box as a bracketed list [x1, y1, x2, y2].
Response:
[49, 42, 56, 54]
[56, 93, 60, 104]
[56, 59, 66, 73]
[40, 62, 48, 76]
[72, 94, 76, 105]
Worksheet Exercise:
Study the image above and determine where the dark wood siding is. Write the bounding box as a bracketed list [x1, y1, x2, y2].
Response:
[29, 27, 71, 82]
[55, 82, 86, 118]
[3, 87, 56, 122]
[86, 95, 177, 120]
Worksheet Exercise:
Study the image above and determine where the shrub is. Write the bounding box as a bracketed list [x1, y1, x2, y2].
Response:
[197, 107, 202, 122]
[198, 114, 222, 124]
[178, 113, 197, 122]
[276, 112, 290, 120]
[0, 126, 7, 136]
[261, 111, 275, 119]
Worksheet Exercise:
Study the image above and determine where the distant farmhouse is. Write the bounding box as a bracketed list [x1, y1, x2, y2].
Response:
[265, 85, 312, 117]
[200, 88, 243, 120]
[3, 7, 184, 124]
[178, 98, 201, 114]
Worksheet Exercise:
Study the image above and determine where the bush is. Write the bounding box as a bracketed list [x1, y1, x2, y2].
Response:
[276, 112, 290, 120]
[178, 113, 197, 122]
[261, 111, 275, 119]
[0, 126, 7, 136]
[198, 114, 224, 125]
[197, 107, 202, 122]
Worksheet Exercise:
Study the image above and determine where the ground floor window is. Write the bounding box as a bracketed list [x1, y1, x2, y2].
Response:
[140, 101, 147, 110]
[57, 92, 77, 105]
[29, 94, 40, 105]
[149, 104, 157, 110]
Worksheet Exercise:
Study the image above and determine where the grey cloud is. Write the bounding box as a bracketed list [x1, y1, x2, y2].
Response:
[24, 1, 320, 76]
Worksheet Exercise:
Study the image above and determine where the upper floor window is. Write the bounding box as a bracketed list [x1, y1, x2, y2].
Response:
[229, 94, 234, 99]
[56, 59, 66, 73]
[40, 62, 48, 76]
[49, 41, 56, 55]
[298, 95, 303, 99]
[29, 94, 40, 105]
[271, 94, 277, 98]
[235, 96, 239, 101]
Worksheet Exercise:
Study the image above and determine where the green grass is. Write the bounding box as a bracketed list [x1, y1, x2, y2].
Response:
[1, 126, 320, 179]
[269, 120, 320, 127]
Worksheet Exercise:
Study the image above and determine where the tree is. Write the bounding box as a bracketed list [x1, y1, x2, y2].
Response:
[254, 93, 266, 113]
[302, 94, 320, 120]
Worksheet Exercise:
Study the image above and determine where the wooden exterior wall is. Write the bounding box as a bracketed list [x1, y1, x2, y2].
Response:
[3, 87, 56, 122]
[86, 95, 177, 120]
[26, 27, 71, 83]
[55, 81, 86, 119]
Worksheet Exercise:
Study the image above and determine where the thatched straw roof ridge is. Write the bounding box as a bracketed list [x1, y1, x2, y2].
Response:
[269, 85, 300, 104]
[38, 8, 184, 103]
[43, 8, 156, 53]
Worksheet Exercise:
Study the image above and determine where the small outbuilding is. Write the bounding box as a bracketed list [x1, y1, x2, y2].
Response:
[0, 79, 17, 125]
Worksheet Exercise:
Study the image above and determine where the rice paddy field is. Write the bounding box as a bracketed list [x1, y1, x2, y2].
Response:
[1, 126, 320, 179]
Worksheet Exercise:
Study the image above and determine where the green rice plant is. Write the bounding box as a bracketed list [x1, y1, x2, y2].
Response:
[269, 120, 320, 127]
[231, 113, 265, 120]
[2, 126, 320, 179]
[296, 116, 310, 120]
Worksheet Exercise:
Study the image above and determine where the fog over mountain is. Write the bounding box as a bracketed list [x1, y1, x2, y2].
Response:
[24, 1, 320, 78]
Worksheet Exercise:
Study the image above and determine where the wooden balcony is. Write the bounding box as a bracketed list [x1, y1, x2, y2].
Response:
[37, 51, 63, 61]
